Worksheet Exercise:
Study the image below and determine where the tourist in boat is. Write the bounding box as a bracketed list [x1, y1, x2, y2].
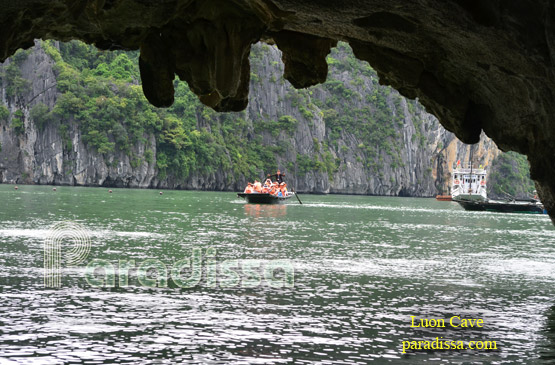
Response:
[261, 180, 271, 193]
[253, 180, 262, 193]
[279, 182, 287, 197]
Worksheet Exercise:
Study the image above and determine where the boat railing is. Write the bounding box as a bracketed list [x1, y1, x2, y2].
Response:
[452, 168, 486, 174]
[453, 162, 483, 169]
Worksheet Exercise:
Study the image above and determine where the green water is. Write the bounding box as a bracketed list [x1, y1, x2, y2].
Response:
[1, 184, 555, 363]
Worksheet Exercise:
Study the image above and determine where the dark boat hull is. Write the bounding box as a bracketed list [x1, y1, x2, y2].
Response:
[237, 193, 292, 204]
[454, 199, 545, 214]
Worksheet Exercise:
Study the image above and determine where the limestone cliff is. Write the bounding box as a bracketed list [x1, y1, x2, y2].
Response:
[0, 40, 501, 195]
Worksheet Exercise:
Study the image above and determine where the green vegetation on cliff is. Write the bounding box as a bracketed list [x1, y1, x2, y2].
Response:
[0, 105, 9, 122]
[488, 152, 536, 199]
[0, 49, 31, 100]
[39, 40, 273, 180]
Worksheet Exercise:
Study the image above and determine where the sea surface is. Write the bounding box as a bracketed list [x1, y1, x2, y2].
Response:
[1, 184, 555, 364]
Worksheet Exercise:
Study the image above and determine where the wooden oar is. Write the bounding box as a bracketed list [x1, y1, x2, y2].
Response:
[292, 188, 303, 204]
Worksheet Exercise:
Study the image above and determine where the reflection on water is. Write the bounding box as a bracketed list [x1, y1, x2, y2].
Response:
[244, 203, 287, 218]
[0, 185, 554, 363]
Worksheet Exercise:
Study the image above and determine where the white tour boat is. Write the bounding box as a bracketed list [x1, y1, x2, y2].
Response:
[451, 162, 487, 202]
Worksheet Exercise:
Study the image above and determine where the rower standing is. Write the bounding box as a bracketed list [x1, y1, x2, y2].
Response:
[267, 170, 285, 184]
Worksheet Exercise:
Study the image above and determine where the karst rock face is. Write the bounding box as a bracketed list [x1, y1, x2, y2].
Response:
[1, 0, 554, 221]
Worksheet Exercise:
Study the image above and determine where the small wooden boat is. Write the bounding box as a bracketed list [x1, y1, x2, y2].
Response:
[435, 195, 452, 201]
[237, 192, 294, 204]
